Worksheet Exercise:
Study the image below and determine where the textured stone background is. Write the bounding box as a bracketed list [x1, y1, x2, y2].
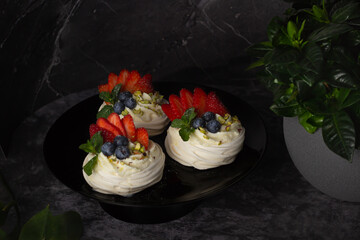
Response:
[2, 0, 360, 239]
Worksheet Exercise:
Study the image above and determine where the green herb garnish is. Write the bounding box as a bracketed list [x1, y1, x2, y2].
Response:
[96, 105, 114, 119]
[171, 108, 197, 141]
[79, 132, 103, 176]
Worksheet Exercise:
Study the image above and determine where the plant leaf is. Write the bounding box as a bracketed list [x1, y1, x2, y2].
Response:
[322, 111, 355, 161]
[19, 206, 83, 240]
[331, 1, 360, 23]
[298, 111, 318, 133]
[96, 105, 114, 119]
[83, 155, 98, 176]
[327, 65, 358, 88]
[179, 127, 195, 142]
[99, 91, 113, 104]
[264, 47, 299, 65]
[270, 102, 304, 117]
[111, 84, 122, 101]
[79, 132, 103, 154]
[171, 119, 187, 129]
[181, 107, 197, 124]
[267, 17, 284, 43]
[301, 42, 323, 72]
[308, 23, 353, 42]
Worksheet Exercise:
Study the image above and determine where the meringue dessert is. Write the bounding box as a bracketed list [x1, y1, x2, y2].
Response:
[161, 88, 245, 170]
[97, 69, 170, 136]
[80, 114, 165, 196]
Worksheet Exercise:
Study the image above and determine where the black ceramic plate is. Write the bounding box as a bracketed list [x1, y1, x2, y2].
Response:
[43, 82, 267, 223]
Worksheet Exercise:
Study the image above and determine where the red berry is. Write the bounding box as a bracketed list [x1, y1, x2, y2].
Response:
[96, 118, 121, 137]
[89, 124, 115, 142]
[161, 104, 177, 121]
[89, 124, 102, 138]
[117, 69, 130, 88]
[169, 94, 184, 119]
[136, 127, 149, 150]
[206, 92, 228, 116]
[136, 74, 153, 93]
[107, 113, 126, 136]
[108, 73, 118, 90]
[123, 70, 141, 93]
[123, 115, 136, 142]
[180, 88, 193, 110]
[98, 83, 110, 93]
[193, 88, 207, 116]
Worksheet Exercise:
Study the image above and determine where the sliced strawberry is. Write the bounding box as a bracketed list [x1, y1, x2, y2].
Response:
[136, 74, 153, 93]
[117, 69, 130, 88]
[193, 88, 207, 116]
[96, 118, 121, 136]
[123, 70, 141, 93]
[98, 83, 110, 93]
[122, 115, 136, 142]
[180, 88, 193, 110]
[107, 113, 126, 136]
[136, 127, 149, 150]
[89, 124, 115, 142]
[108, 73, 118, 90]
[206, 92, 228, 116]
[161, 103, 177, 121]
[169, 94, 184, 119]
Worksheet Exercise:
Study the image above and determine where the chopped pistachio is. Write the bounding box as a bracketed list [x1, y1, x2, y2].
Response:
[226, 126, 231, 131]
[121, 109, 129, 116]
[203, 134, 209, 140]
[218, 116, 226, 124]
[134, 91, 142, 96]
[199, 127, 207, 134]
[224, 113, 230, 120]
[135, 143, 141, 151]
[140, 146, 145, 153]
[140, 100, 150, 104]
[218, 141, 222, 145]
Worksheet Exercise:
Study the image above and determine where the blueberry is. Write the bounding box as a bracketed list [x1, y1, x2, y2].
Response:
[113, 135, 129, 146]
[206, 119, 221, 133]
[115, 146, 131, 159]
[192, 117, 205, 129]
[101, 142, 116, 156]
[113, 101, 125, 114]
[202, 112, 216, 122]
[124, 97, 137, 109]
[118, 91, 132, 102]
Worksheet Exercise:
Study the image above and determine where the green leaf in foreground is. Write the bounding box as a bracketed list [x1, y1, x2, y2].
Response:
[171, 108, 197, 141]
[19, 205, 83, 240]
[79, 132, 103, 154]
[83, 155, 98, 176]
[322, 111, 355, 161]
[96, 105, 114, 119]
[181, 108, 197, 124]
[171, 119, 187, 128]
[179, 127, 195, 142]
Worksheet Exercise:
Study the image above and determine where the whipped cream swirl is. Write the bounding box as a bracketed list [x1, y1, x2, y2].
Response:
[165, 115, 245, 170]
[83, 141, 165, 196]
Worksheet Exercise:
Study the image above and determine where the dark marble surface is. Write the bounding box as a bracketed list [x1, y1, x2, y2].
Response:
[2, 0, 360, 239]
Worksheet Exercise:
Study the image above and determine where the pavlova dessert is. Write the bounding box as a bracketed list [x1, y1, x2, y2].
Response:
[79, 113, 165, 196]
[161, 88, 245, 170]
[97, 69, 170, 136]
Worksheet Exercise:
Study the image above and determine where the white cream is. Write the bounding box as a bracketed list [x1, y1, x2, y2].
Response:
[99, 92, 170, 136]
[165, 115, 245, 170]
[83, 141, 165, 196]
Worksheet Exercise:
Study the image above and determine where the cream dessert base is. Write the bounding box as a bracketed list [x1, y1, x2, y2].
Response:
[165, 126, 245, 170]
[83, 141, 165, 197]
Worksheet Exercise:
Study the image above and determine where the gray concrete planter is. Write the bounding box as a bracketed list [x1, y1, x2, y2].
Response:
[283, 117, 360, 202]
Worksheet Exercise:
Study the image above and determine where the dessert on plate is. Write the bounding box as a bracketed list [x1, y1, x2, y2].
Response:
[79, 113, 165, 197]
[161, 88, 245, 170]
[97, 69, 170, 136]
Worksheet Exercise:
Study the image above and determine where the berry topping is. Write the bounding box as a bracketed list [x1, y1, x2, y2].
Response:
[191, 117, 205, 129]
[113, 135, 129, 146]
[123, 115, 137, 142]
[98, 84, 110, 93]
[206, 91, 228, 116]
[193, 88, 207, 116]
[107, 113, 126, 136]
[136, 127, 149, 150]
[136, 74, 154, 93]
[161, 104, 177, 121]
[101, 142, 116, 156]
[117, 69, 130, 86]
[115, 146, 131, 160]
[202, 111, 216, 122]
[124, 97, 137, 109]
[89, 124, 115, 142]
[169, 94, 184, 119]
[124, 71, 141, 94]
[118, 91, 132, 102]
[96, 118, 122, 137]
[180, 88, 193, 110]
[108, 73, 118, 90]
[206, 119, 221, 133]
[113, 101, 125, 114]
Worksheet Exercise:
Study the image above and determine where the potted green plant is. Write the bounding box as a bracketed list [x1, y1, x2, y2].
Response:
[247, 0, 360, 201]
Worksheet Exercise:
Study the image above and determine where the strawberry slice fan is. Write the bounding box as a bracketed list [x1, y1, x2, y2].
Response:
[98, 69, 153, 94]
[90, 113, 148, 149]
[161, 87, 228, 121]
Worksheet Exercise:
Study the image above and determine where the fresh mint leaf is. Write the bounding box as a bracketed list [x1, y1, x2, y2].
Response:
[83, 155, 98, 176]
[99, 91, 113, 104]
[181, 107, 197, 124]
[97, 105, 114, 119]
[171, 119, 187, 128]
[79, 132, 103, 154]
[111, 84, 122, 101]
[179, 127, 195, 141]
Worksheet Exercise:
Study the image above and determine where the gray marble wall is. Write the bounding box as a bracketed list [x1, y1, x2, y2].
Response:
[0, 0, 290, 152]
